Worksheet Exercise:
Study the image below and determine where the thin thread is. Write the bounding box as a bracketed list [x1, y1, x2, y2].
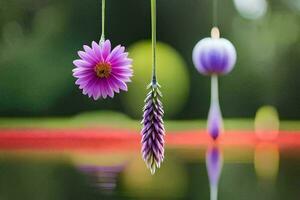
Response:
[100, 0, 105, 43]
[213, 0, 218, 27]
[151, 0, 157, 84]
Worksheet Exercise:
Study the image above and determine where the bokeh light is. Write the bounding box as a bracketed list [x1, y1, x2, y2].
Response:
[254, 143, 280, 181]
[122, 154, 187, 198]
[123, 41, 190, 118]
[282, 0, 300, 12]
[233, 0, 268, 20]
[255, 106, 280, 140]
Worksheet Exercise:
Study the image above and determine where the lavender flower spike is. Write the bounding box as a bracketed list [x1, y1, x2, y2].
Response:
[141, 82, 165, 175]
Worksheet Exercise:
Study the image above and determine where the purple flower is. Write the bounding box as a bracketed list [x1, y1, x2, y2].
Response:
[72, 40, 133, 100]
[141, 83, 165, 175]
[208, 100, 223, 140]
[192, 28, 236, 140]
[192, 37, 237, 75]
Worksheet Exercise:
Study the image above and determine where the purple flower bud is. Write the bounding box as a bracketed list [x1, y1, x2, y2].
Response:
[192, 36, 237, 75]
[208, 100, 223, 140]
[192, 28, 236, 140]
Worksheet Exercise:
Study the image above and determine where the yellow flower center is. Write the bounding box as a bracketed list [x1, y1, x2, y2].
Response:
[94, 62, 112, 78]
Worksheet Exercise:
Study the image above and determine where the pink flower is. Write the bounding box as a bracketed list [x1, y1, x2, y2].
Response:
[72, 40, 133, 100]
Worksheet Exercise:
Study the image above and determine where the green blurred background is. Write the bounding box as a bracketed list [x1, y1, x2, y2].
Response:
[0, 0, 299, 119]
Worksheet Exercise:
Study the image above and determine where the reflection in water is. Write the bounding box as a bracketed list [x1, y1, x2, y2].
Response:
[206, 146, 223, 200]
[254, 106, 280, 181]
[122, 154, 188, 198]
[254, 143, 280, 181]
[78, 165, 125, 194]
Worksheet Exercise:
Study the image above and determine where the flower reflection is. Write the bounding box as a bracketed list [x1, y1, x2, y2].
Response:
[206, 146, 223, 200]
[78, 164, 125, 193]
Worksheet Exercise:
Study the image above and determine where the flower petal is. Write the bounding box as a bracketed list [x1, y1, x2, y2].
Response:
[101, 40, 111, 61]
[107, 45, 121, 61]
[112, 58, 133, 67]
[99, 79, 108, 99]
[109, 52, 129, 64]
[110, 74, 128, 91]
[92, 41, 103, 62]
[73, 60, 93, 68]
[107, 78, 120, 93]
[105, 79, 115, 98]
[83, 45, 99, 62]
[92, 80, 101, 100]
[101, 79, 113, 98]
[78, 51, 97, 64]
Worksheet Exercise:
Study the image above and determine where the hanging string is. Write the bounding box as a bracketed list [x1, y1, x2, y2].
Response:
[213, 0, 218, 27]
[151, 0, 157, 84]
[100, 0, 106, 43]
[212, 0, 220, 100]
